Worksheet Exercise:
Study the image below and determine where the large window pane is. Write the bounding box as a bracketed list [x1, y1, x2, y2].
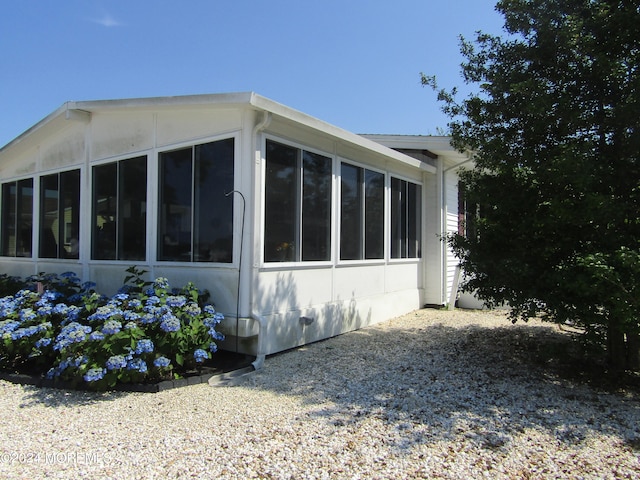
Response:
[264, 141, 298, 262]
[93, 156, 147, 260]
[93, 163, 118, 259]
[159, 147, 193, 261]
[340, 164, 362, 260]
[340, 165, 384, 261]
[264, 140, 333, 263]
[119, 157, 147, 260]
[391, 177, 421, 259]
[364, 170, 384, 259]
[194, 139, 234, 262]
[2, 179, 33, 257]
[39, 170, 79, 259]
[302, 151, 331, 261]
[159, 139, 234, 263]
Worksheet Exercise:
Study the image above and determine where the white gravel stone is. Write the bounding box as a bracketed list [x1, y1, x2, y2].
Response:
[0, 308, 639, 479]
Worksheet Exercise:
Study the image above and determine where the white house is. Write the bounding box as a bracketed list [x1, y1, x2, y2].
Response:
[0, 92, 470, 365]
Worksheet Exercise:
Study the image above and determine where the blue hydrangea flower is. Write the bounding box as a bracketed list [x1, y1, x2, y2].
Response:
[183, 302, 201, 317]
[89, 305, 123, 322]
[35, 337, 52, 349]
[204, 313, 224, 327]
[127, 299, 142, 309]
[19, 308, 37, 322]
[135, 339, 154, 354]
[52, 355, 88, 376]
[124, 321, 138, 330]
[124, 310, 141, 322]
[0, 320, 21, 335]
[209, 330, 225, 341]
[102, 319, 122, 335]
[127, 358, 148, 373]
[89, 331, 105, 341]
[64, 305, 81, 323]
[139, 313, 157, 325]
[52, 303, 69, 316]
[153, 356, 171, 368]
[159, 313, 180, 333]
[53, 322, 91, 351]
[193, 348, 208, 363]
[36, 304, 53, 316]
[153, 277, 170, 290]
[166, 295, 187, 308]
[113, 293, 129, 303]
[209, 342, 218, 353]
[145, 296, 161, 307]
[83, 367, 106, 382]
[105, 355, 127, 370]
[0, 297, 17, 317]
[11, 325, 40, 340]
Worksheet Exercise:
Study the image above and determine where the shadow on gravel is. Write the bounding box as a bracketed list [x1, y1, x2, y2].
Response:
[244, 317, 640, 454]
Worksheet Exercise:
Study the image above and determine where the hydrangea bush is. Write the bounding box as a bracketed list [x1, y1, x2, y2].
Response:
[0, 268, 224, 390]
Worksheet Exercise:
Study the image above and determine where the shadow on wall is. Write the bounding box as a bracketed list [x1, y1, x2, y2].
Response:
[243, 271, 371, 356]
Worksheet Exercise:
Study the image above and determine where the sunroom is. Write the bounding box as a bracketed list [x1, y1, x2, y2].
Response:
[0, 93, 466, 360]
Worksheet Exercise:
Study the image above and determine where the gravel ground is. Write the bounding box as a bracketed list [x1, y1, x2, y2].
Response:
[0, 308, 639, 479]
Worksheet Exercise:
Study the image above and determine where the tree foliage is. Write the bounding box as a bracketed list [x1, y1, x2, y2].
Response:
[423, 0, 640, 372]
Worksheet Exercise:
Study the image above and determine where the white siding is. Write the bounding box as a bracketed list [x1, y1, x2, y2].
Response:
[443, 168, 460, 304]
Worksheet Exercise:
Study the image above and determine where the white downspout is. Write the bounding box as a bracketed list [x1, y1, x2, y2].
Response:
[249, 111, 271, 370]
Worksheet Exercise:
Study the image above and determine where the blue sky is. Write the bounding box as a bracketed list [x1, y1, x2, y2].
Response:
[0, 1, 504, 148]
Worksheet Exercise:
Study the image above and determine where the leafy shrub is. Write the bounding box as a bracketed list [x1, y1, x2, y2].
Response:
[0, 274, 27, 298]
[0, 269, 224, 390]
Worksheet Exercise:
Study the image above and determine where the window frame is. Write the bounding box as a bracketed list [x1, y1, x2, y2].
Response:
[38, 169, 81, 260]
[91, 155, 148, 261]
[1, 177, 34, 258]
[262, 136, 335, 267]
[389, 175, 422, 261]
[157, 135, 236, 264]
[338, 160, 386, 264]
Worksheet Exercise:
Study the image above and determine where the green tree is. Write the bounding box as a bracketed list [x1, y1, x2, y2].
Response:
[423, 0, 640, 372]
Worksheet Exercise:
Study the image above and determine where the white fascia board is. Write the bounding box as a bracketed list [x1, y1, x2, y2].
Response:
[248, 94, 436, 174]
[362, 134, 474, 170]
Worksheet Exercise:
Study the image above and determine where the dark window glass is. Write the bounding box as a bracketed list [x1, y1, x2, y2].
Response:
[159, 138, 234, 262]
[302, 151, 331, 261]
[194, 139, 234, 262]
[1, 179, 33, 257]
[93, 156, 147, 260]
[39, 170, 80, 259]
[264, 141, 298, 262]
[340, 164, 384, 261]
[340, 164, 362, 260]
[264, 140, 332, 262]
[391, 177, 422, 259]
[364, 169, 384, 259]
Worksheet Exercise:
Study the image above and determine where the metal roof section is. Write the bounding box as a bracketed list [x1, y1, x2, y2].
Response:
[0, 92, 436, 174]
[361, 134, 474, 171]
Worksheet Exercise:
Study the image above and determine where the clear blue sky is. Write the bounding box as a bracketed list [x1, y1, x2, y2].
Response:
[0, 1, 504, 148]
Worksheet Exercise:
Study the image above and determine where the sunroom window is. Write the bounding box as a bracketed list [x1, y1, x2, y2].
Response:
[390, 177, 422, 259]
[1, 178, 33, 257]
[39, 170, 80, 259]
[264, 140, 332, 262]
[92, 156, 147, 260]
[158, 138, 234, 262]
[340, 163, 384, 260]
